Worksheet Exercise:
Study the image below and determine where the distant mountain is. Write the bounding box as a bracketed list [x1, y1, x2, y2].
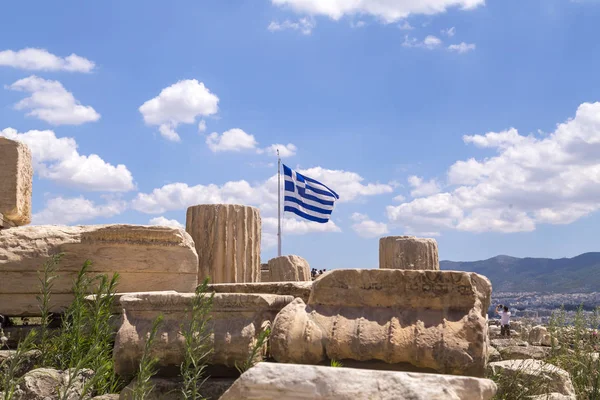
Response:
[440, 252, 600, 293]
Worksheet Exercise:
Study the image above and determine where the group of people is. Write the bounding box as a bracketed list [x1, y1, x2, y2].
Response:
[311, 268, 327, 279]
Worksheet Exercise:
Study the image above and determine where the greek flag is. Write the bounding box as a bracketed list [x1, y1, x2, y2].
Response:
[283, 164, 340, 223]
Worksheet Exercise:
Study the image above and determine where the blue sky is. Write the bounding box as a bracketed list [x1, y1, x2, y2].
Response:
[2, 0, 600, 269]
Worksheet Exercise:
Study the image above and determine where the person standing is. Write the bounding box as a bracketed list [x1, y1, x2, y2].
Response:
[496, 304, 511, 337]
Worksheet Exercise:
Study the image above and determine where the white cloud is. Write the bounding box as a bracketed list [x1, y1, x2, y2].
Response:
[402, 35, 442, 49]
[33, 196, 125, 225]
[139, 79, 219, 142]
[263, 143, 297, 158]
[271, 0, 484, 23]
[441, 26, 456, 36]
[393, 194, 406, 202]
[350, 20, 366, 28]
[1, 128, 135, 192]
[387, 102, 600, 234]
[448, 42, 476, 53]
[198, 120, 207, 133]
[408, 175, 441, 197]
[7, 76, 100, 125]
[351, 212, 389, 238]
[148, 216, 184, 228]
[0, 48, 95, 72]
[268, 18, 315, 35]
[398, 21, 414, 30]
[206, 129, 259, 152]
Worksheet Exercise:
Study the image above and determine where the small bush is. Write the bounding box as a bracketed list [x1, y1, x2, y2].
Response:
[180, 278, 214, 400]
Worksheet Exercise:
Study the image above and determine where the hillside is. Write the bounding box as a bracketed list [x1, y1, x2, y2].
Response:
[440, 252, 600, 293]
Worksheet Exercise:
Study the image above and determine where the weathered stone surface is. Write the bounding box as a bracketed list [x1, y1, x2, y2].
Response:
[0, 137, 32, 227]
[488, 360, 575, 398]
[490, 338, 529, 348]
[529, 325, 554, 346]
[487, 345, 502, 362]
[220, 362, 497, 400]
[264, 255, 310, 282]
[186, 204, 261, 284]
[207, 282, 312, 303]
[499, 345, 551, 360]
[92, 395, 120, 400]
[260, 263, 270, 282]
[120, 377, 234, 400]
[0, 350, 41, 379]
[0, 213, 17, 229]
[13, 368, 94, 400]
[113, 292, 294, 379]
[379, 236, 439, 270]
[270, 269, 491, 377]
[0, 225, 198, 316]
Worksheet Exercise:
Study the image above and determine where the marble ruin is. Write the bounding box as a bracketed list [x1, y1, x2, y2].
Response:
[379, 235, 440, 270]
[262, 255, 311, 282]
[186, 204, 261, 284]
[270, 269, 491, 377]
[0, 137, 33, 227]
[0, 225, 198, 316]
[0, 138, 500, 398]
[113, 291, 294, 378]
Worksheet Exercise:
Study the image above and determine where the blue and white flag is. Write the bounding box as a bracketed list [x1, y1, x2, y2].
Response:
[282, 164, 340, 223]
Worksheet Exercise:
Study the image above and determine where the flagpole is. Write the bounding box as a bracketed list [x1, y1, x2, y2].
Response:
[277, 150, 282, 257]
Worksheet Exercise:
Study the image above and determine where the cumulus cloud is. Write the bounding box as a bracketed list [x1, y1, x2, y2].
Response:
[387, 102, 600, 234]
[148, 216, 184, 228]
[448, 42, 476, 53]
[263, 143, 297, 158]
[0, 48, 95, 72]
[206, 129, 259, 152]
[139, 79, 219, 142]
[408, 175, 441, 197]
[402, 35, 442, 49]
[7, 76, 100, 125]
[33, 196, 126, 225]
[271, 0, 484, 23]
[268, 18, 315, 35]
[351, 213, 389, 238]
[1, 128, 135, 192]
[205, 129, 298, 157]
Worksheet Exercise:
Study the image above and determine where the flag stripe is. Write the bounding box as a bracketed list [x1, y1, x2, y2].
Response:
[302, 175, 340, 199]
[284, 196, 333, 215]
[284, 206, 330, 223]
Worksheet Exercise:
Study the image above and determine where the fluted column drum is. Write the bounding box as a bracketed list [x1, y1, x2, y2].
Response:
[186, 204, 261, 283]
[379, 236, 439, 270]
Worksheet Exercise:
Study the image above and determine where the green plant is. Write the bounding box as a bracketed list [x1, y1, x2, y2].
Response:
[41, 260, 122, 396]
[547, 305, 600, 400]
[0, 330, 37, 400]
[235, 324, 271, 374]
[36, 253, 61, 365]
[330, 359, 343, 368]
[123, 314, 164, 400]
[180, 278, 215, 400]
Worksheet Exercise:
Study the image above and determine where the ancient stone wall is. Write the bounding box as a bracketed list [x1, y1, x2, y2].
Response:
[186, 204, 261, 284]
[379, 235, 439, 270]
[270, 269, 491, 377]
[0, 137, 33, 227]
[113, 291, 294, 378]
[0, 225, 198, 316]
